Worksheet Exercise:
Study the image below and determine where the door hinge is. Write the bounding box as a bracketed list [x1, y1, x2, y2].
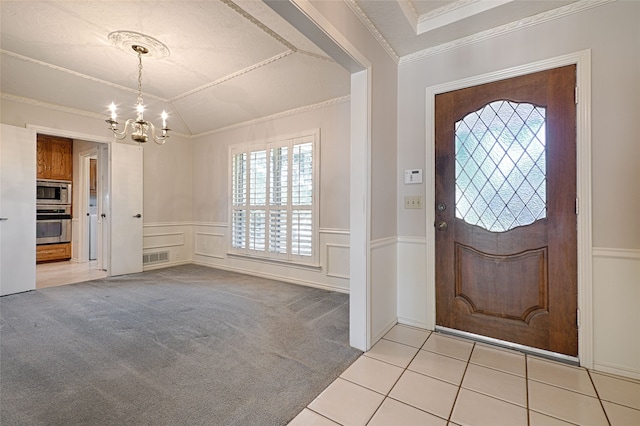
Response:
[575, 197, 579, 215]
[575, 87, 579, 104]
[577, 308, 581, 328]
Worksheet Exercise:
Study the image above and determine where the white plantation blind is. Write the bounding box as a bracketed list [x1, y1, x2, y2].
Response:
[230, 131, 318, 264]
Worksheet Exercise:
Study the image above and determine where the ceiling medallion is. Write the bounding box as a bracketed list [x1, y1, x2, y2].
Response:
[105, 31, 170, 144]
[107, 30, 170, 59]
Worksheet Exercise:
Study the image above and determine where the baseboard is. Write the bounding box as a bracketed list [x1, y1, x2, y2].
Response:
[142, 260, 191, 271]
[191, 260, 349, 294]
[593, 361, 640, 381]
[397, 316, 429, 330]
[371, 318, 398, 345]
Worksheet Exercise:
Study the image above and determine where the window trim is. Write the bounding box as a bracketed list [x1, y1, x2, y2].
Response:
[228, 129, 320, 266]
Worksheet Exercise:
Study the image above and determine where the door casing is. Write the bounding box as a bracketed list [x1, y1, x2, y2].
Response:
[424, 50, 593, 368]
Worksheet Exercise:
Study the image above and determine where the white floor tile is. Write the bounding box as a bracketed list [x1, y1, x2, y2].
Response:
[364, 339, 419, 368]
[528, 380, 608, 426]
[528, 356, 597, 397]
[382, 324, 430, 348]
[367, 398, 446, 426]
[591, 371, 640, 410]
[450, 388, 527, 426]
[422, 333, 474, 361]
[602, 401, 640, 426]
[528, 411, 576, 425]
[296, 337, 637, 426]
[388, 370, 458, 420]
[469, 343, 526, 377]
[308, 378, 384, 426]
[340, 355, 403, 395]
[287, 408, 340, 426]
[461, 363, 527, 407]
[407, 349, 467, 385]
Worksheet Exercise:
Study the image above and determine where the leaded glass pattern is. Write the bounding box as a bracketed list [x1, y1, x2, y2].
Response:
[455, 100, 547, 232]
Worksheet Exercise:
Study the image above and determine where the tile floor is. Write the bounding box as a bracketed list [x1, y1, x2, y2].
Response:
[290, 324, 640, 426]
[36, 260, 107, 288]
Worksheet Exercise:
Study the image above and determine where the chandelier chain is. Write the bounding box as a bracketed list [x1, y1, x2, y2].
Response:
[137, 52, 144, 106]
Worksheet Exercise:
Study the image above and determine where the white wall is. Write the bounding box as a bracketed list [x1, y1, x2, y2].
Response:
[396, 1, 640, 378]
[309, 0, 400, 346]
[188, 100, 352, 292]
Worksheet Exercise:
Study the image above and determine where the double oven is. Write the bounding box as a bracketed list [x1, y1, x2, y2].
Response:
[36, 180, 72, 245]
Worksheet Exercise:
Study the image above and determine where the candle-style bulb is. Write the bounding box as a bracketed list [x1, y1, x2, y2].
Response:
[109, 102, 117, 120]
[161, 110, 168, 128]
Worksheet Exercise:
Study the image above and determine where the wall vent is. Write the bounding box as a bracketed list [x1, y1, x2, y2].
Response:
[143, 251, 169, 265]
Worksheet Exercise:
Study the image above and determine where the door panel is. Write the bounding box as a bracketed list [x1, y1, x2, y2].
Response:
[435, 66, 577, 356]
[110, 143, 143, 276]
[0, 124, 36, 296]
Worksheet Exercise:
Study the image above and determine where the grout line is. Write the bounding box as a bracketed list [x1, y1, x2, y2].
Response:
[587, 369, 612, 426]
[304, 407, 341, 425]
[446, 341, 475, 423]
[525, 354, 531, 426]
[364, 332, 445, 425]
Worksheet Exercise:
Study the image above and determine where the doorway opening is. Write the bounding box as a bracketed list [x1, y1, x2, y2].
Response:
[36, 139, 109, 288]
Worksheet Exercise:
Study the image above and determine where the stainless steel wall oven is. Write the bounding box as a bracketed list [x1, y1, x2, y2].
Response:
[36, 205, 72, 245]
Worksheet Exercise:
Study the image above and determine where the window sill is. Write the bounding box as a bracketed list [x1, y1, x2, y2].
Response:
[227, 252, 321, 272]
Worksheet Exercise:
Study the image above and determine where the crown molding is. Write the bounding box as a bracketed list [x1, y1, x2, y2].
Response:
[1, 92, 104, 120]
[343, 0, 399, 64]
[169, 51, 294, 103]
[220, 0, 297, 52]
[195, 95, 350, 137]
[400, 0, 614, 64]
[415, 0, 512, 35]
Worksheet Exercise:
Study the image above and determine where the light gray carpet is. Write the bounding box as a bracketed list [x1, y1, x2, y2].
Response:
[0, 265, 361, 425]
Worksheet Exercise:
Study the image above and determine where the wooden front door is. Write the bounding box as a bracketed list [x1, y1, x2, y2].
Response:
[435, 65, 578, 356]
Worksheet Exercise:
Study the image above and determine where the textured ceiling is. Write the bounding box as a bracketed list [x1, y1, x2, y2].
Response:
[0, 0, 350, 136]
[1, 0, 583, 137]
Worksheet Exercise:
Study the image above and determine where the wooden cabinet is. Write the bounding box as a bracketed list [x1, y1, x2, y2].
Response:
[37, 135, 72, 181]
[36, 243, 71, 263]
[89, 158, 97, 195]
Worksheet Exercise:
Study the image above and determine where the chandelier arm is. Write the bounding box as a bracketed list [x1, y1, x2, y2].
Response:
[147, 121, 169, 145]
[106, 119, 129, 140]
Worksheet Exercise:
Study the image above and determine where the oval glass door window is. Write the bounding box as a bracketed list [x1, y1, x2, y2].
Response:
[455, 100, 546, 232]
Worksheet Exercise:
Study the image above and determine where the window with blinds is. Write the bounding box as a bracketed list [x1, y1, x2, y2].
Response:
[230, 131, 318, 264]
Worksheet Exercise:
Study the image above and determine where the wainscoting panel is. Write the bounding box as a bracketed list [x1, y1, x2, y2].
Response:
[191, 224, 350, 293]
[397, 236, 428, 328]
[194, 232, 225, 259]
[142, 223, 192, 270]
[592, 247, 640, 379]
[326, 244, 350, 279]
[371, 237, 398, 343]
[144, 232, 185, 250]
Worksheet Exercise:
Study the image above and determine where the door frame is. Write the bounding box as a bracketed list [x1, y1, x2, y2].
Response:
[425, 50, 593, 368]
[27, 125, 114, 277]
[77, 148, 98, 263]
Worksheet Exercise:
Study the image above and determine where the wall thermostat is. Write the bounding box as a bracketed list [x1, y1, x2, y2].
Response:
[404, 169, 423, 184]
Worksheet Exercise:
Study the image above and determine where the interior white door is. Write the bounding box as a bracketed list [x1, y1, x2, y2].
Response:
[109, 143, 143, 276]
[0, 124, 36, 296]
[97, 144, 108, 271]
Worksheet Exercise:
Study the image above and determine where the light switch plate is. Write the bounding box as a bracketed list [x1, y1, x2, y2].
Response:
[404, 196, 423, 209]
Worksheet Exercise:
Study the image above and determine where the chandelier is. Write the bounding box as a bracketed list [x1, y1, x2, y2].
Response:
[106, 31, 170, 144]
